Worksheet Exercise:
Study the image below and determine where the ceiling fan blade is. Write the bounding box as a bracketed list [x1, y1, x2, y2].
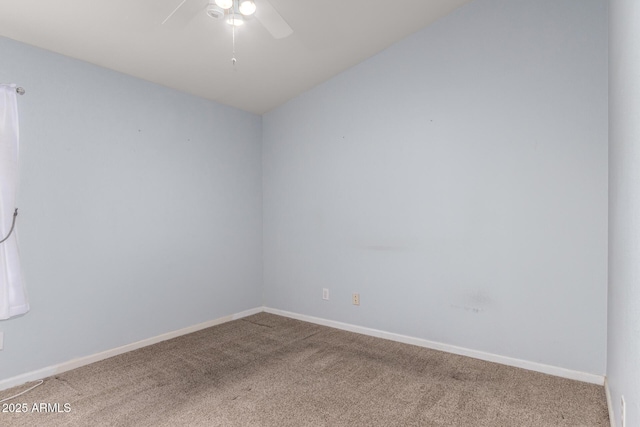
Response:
[162, 0, 188, 24]
[161, 0, 208, 28]
[254, 0, 293, 39]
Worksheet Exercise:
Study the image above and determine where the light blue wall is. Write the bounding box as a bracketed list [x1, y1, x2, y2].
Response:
[0, 37, 263, 380]
[608, 0, 640, 425]
[263, 0, 608, 374]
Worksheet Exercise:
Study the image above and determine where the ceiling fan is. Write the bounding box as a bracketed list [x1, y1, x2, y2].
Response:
[161, 0, 293, 39]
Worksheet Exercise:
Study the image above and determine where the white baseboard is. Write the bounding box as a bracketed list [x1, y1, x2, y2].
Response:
[605, 377, 616, 427]
[2, 305, 605, 394]
[0, 306, 263, 392]
[264, 307, 605, 386]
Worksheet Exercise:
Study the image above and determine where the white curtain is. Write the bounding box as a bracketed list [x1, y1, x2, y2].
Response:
[0, 84, 28, 320]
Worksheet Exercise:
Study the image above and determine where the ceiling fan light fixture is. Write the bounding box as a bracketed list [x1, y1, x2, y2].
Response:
[226, 12, 244, 26]
[206, 4, 225, 19]
[239, 0, 256, 16]
[214, 0, 233, 10]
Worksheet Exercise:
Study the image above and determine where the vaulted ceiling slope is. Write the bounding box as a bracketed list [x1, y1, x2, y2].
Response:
[0, 0, 473, 114]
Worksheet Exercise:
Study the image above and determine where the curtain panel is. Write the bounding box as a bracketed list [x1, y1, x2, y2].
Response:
[0, 84, 29, 320]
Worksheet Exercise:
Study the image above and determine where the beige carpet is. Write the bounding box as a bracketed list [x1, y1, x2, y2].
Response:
[0, 313, 609, 426]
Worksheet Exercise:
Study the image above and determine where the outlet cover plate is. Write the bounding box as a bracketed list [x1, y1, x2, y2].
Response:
[352, 293, 360, 305]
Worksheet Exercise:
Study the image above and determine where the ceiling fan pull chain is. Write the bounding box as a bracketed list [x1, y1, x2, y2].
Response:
[232, 26, 236, 66]
[232, 9, 237, 66]
[230, 0, 237, 67]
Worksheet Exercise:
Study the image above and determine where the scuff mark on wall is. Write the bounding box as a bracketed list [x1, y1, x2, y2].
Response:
[451, 289, 493, 314]
[451, 304, 485, 314]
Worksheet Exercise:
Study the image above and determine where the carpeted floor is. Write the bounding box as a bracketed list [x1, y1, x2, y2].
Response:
[0, 313, 609, 426]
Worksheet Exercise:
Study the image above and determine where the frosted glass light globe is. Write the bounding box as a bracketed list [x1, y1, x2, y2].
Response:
[226, 13, 244, 26]
[215, 0, 233, 10]
[239, 0, 256, 15]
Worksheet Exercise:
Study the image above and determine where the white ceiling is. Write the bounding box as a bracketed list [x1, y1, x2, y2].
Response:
[0, 0, 473, 114]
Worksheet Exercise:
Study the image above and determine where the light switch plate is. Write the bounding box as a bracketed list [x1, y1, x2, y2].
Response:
[0, 331, 4, 350]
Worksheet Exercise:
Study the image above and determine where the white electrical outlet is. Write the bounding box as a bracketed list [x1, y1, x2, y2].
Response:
[0, 331, 4, 351]
[322, 288, 329, 300]
[352, 293, 360, 305]
[621, 396, 626, 427]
